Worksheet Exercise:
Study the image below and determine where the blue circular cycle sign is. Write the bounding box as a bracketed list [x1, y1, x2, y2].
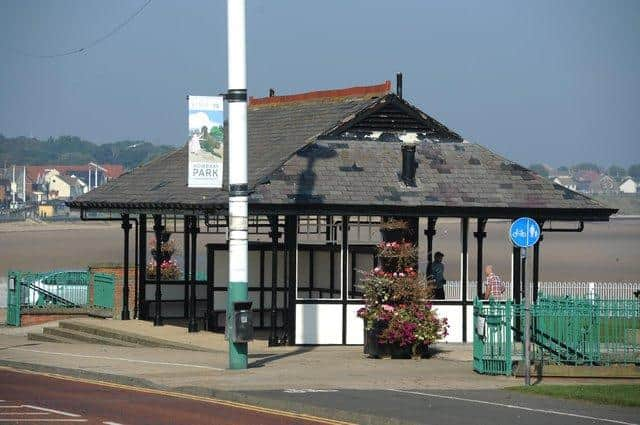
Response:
[509, 217, 541, 248]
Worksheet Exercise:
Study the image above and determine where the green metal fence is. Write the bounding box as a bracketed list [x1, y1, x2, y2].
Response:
[6, 269, 114, 326]
[473, 294, 640, 375]
[93, 273, 115, 309]
[533, 294, 640, 366]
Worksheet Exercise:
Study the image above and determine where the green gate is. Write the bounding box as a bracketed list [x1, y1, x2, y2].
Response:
[93, 273, 115, 309]
[473, 298, 515, 375]
[6, 272, 21, 326]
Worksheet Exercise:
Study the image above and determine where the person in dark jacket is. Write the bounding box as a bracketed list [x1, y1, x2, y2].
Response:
[432, 251, 446, 299]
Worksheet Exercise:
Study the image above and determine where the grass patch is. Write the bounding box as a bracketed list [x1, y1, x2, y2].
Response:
[507, 384, 640, 407]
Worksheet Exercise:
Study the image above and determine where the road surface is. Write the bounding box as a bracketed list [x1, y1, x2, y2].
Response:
[0, 368, 349, 425]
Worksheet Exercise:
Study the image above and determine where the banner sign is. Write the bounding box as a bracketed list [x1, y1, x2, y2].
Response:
[188, 95, 224, 188]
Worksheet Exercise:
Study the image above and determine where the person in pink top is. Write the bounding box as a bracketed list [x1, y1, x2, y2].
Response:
[483, 265, 505, 300]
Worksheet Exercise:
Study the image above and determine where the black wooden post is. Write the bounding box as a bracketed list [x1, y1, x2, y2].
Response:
[121, 213, 132, 320]
[461, 217, 468, 342]
[341, 215, 349, 345]
[188, 215, 199, 332]
[424, 217, 437, 276]
[153, 214, 164, 326]
[285, 215, 298, 346]
[206, 244, 215, 331]
[268, 215, 281, 346]
[183, 216, 191, 319]
[474, 218, 487, 299]
[138, 214, 147, 320]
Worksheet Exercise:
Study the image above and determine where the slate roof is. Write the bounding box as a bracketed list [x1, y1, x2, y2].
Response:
[69, 83, 615, 220]
[251, 140, 612, 219]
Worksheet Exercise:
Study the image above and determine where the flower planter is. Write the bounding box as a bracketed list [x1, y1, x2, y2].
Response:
[379, 256, 399, 272]
[380, 228, 404, 242]
[390, 343, 412, 359]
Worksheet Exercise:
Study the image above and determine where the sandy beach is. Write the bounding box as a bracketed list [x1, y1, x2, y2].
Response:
[1, 218, 638, 284]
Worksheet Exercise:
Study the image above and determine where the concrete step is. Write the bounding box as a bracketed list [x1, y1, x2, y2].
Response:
[27, 332, 74, 344]
[59, 320, 211, 351]
[42, 326, 138, 347]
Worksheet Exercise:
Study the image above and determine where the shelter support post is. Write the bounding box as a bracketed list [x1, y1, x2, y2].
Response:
[138, 214, 147, 320]
[183, 216, 191, 318]
[533, 234, 542, 302]
[121, 214, 132, 320]
[474, 218, 487, 298]
[424, 217, 437, 276]
[133, 215, 139, 319]
[206, 243, 215, 330]
[341, 215, 350, 345]
[153, 214, 164, 326]
[285, 215, 297, 346]
[188, 215, 199, 333]
[461, 218, 468, 342]
[268, 215, 282, 346]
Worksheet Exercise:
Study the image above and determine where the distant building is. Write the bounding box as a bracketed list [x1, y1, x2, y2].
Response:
[619, 177, 637, 194]
[553, 176, 577, 191]
[46, 170, 87, 200]
[26, 164, 124, 192]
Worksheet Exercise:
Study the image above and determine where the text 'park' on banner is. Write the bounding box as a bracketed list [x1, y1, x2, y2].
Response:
[188, 95, 224, 188]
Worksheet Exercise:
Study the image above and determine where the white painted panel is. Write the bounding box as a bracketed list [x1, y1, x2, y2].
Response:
[295, 304, 342, 344]
[346, 304, 365, 344]
[433, 305, 463, 343]
[466, 305, 475, 342]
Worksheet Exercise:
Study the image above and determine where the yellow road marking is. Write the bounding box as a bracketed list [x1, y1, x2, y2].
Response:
[0, 366, 354, 425]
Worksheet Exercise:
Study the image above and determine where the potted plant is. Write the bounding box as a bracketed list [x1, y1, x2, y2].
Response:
[146, 259, 181, 280]
[379, 218, 408, 241]
[358, 240, 448, 359]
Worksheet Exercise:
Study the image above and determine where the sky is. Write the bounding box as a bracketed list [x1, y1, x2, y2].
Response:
[1, 0, 639, 168]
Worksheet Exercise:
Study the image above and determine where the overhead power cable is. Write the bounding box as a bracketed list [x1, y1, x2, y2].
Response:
[3, 0, 152, 59]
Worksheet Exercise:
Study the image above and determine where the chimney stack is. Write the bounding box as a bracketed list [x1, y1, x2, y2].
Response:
[401, 144, 416, 186]
[396, 72, 403, 99]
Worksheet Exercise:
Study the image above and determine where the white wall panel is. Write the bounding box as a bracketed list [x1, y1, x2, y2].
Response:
[295, 304, 342, 344]
[346, 304, 365, 344]
[433, 305, 464, 343]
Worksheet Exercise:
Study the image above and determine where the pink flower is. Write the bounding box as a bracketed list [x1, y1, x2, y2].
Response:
[382, 304, 395, 312]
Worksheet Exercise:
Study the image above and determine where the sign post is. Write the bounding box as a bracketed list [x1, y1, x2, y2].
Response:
[226, 0, 249, 370]
[509, 217, 540, 386]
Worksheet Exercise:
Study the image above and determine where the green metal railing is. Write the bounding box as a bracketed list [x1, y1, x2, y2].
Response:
[93, 273, 115, 309]
[473, 294, 640, 375]
[533, 294, 640, 366]
[6, 270, 115, 326]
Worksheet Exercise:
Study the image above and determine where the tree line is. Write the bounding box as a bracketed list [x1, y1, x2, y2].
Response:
[0, 134, 175, 171]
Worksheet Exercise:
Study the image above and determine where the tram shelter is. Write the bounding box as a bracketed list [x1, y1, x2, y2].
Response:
[69, 80, 615, 345]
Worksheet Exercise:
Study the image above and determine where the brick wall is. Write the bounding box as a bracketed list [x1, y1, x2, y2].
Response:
[21, 313, 90, 326]
[89, 264, 136, 320]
